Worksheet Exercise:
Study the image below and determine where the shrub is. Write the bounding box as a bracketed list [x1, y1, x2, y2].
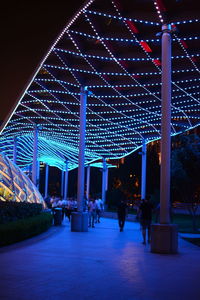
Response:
[0, 212, 53, 246]
[0, 201, 43, 224]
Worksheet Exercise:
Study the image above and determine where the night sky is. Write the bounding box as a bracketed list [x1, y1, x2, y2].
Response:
[0, 0, 85, 123]
[0, 1, 159, 198]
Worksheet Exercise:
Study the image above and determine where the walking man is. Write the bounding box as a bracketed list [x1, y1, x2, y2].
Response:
[117, 198, 128, 232]
[95, 197, 104, 223]
[88, 198, 97, 228]
[139, 198, 153, 244]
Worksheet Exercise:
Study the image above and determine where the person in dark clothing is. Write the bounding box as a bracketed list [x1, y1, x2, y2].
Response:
[139, 198, 153, 244]
[115, 188, 127, 232]
[117, 197, 128, 232]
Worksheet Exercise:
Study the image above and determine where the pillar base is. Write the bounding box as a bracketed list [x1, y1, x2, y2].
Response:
[151, 224, 178, 254]
[71, 212, 88, 232]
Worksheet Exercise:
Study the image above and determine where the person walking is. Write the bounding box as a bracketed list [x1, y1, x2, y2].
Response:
[139, 198, 153, 244]
[57, 197, 65, 221]
[88, 198, 97, 228]
[117, 198, 128, 232]
[65, 198, 72, 221]
[50, 195, 58, 212]
[95, 197, 104, 223]
[114, 186, 127, 232]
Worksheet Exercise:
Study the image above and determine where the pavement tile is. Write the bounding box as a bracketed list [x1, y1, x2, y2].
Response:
[0, 217, 200, 300]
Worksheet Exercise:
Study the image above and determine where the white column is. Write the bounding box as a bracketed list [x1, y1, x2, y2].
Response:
[105, 167, 109, 191]
[77, 87, 88, 212]
[71, 87, 89, 232]
[13, 137, 17, 165]
[64, 160, 69, 200]
[37, 161, 40, 190]
[61, 169, 64, 198]
[86, 165, 91, 200]
[141, 139, 147, 200]
[102, 158, 107, 204]
[160, 24, 172, 224]
[32, 125, 39, 187]
[44, 164, 49, 198]
[151, 24, 178, 254]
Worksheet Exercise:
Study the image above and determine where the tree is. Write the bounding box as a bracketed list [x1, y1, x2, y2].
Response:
[171, 134, 200, 231]
[146, 143, 160, 204]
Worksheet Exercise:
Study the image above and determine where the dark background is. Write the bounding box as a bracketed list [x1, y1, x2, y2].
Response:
[0, 0, 85, 123]
[0, 1, 160, 200]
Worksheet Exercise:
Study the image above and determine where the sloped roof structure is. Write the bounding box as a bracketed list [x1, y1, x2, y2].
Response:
[0, 0, 199, 171]
[0, 153, 44, 203]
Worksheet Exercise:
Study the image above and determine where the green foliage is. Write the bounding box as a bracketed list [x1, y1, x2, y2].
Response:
[172, 213, 200, 233]
[171, 134, 200, 231]
[171, 134, 200, 203]
[0, 201, 43, 224]
[0, 212, 53, 246]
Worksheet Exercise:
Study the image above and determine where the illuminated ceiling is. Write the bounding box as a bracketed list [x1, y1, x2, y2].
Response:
[0, 0, 199, 171]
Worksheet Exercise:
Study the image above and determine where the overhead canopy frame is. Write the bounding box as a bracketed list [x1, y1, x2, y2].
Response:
[0, 0, 199, 170]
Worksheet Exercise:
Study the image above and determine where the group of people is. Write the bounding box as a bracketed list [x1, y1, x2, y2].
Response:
[88, 197, 104, 227]
[49, 195, 104, 227]
[117, 194, 153, 245]
[48, 192, 154, 244]
[50, 196, 78, 221]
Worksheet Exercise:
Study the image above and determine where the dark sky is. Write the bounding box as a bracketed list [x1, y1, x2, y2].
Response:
[0, 0, 85, 122]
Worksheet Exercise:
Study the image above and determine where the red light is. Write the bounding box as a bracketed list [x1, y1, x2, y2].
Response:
[102, 74, 110, 81]
[153, 59, 161, 66]
[132, 74, 140, 79]
[156, 0, 166, 12]
[180, 40, 188, 49]
[139, 41, 152, 52]
[125, 20, 139, 34]
[112, 0, 122, 11]
[191, 57, 197, 62]
[115, 86, 123, 91]
[120, 61, 129, 69]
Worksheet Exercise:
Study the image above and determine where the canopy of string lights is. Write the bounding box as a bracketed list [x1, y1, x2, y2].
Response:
[0, 0, 199, 171]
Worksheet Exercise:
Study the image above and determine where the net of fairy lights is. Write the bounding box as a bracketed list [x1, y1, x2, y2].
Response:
[0, 0, 199, 170]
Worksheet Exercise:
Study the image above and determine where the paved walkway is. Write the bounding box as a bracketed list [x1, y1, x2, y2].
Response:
[1, 218, 200, 300]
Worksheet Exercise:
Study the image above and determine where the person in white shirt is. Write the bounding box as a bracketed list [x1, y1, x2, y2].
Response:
[95, 198, 104, 223]
[50, 195, 58, 210]
[71, 199, 77, 212]
[56, 197, 65, 220]
[88, 198, 97, 228]
[65, 199, 73, 221]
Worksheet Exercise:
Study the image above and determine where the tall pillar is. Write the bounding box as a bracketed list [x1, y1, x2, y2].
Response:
[71, 86, 88, 232]
[13, 137, 17, 165]
[61, 169, 65, 198]
[151, 24, 178, 254]
[105, 167, 109, 191]
[32, 125, 39, 188]
[102, 158, 107, 204]
[86, 165, 91, 201]
[141, 139, 147, 200]
[44, 164, 49, 199]
[37, 161, 40, 190]
[64, 160, 68, 200]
